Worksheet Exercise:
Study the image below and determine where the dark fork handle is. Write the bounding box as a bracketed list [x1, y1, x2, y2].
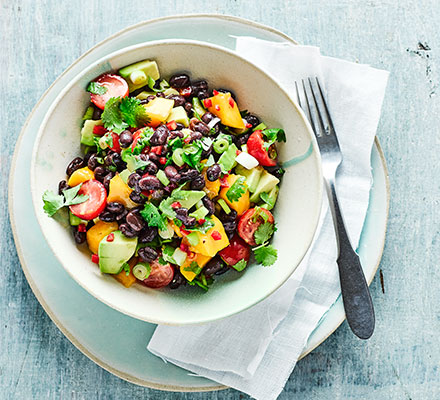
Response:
[325, 177, 375, 339]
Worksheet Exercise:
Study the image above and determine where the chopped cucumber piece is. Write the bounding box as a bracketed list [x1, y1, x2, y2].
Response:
[119, 60, 160, 92]
[172, 248, 187, 266]
[192, 97, 206, 117]
[82, 106, 94, 120]
[186, 232, 200, 246]
[218, 143, 238, 172]
[81, 119, 102, 146]
[235, 165, 264, 193]
[250, 170, 280, 203]
[166, 106, 189, 127]
[217, 199, 231, 214]
[156, 170, 170, 186]
[135, 91, 156, 100]
[69, 211, 87, 226]
[253, 122, 267, 131]
[163, 88, 179, 96]
[129, 70, 147, 86]
[190, 206, 209, 220]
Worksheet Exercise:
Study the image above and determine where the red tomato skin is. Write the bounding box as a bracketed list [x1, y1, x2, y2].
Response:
[238, 208, 274, 245]
[109, 132, 121, 153]
[219, 234, 250, 266]
[142, 260, 174, 289]
[247, 130, 277, 167]
[90, 74, 129, 110]
[69, 180, 107, 220]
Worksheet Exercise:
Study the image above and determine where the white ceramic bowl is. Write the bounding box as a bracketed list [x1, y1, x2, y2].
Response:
[31, 40, 322, 325]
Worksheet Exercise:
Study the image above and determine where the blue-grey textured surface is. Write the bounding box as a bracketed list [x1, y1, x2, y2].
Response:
[1, 1, 439, 399]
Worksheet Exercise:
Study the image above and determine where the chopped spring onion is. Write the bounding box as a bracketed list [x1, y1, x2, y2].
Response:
[129, 70, 147, 85]
[172, 148, 185, 166]
[172, 247, 187, 266]
[156, 169, 170, 186]
[207, 117, 221, 130]
[133, 262, 151, 280]
[218, 199, 231, 214]
[186, 232, 200, 246]
[213, 138, 229, 154]
[236, 152, 259, 169]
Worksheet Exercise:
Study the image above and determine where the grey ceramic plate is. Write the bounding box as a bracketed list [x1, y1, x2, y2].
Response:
[8, 14, 389, 391]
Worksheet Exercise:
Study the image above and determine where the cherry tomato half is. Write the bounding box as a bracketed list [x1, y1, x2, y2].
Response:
[69, 179, 107, 220]
[219, 234, 250, 266]
[237, 207, 274, 246]
[142, 260, 174, 289]
[90, 73, 129, 110]
[108, 132, 121, 153]
[247, 130, 277, 167]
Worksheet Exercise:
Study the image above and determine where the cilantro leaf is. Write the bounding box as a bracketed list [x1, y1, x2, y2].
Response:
[120, 97, 150, 127]
[184, 261, 202, 276]
[121, 262, 130, 276]
[42, 190, 65, 217]
[226, 176, 246, 202]
[159, 197, 177, 219]
[263, 128, 286, 143]
[259, 192, 275, 209]
[140, 203, 167, 230]
[169, 137, 183, 151]
[253, 245, 278, 266]
[121, 148, 150, 171]
[42, 184, 89, 217]
[232, 259, 247, 272]
[186, 217, 215, 234]
[182, 142, 203, 170]
[254, 222, 275, 245]
[131, 127, 154, 155]
[102, 97, 128, 134]
[162, 245, 176, 264]
[87, 82, 108, 95]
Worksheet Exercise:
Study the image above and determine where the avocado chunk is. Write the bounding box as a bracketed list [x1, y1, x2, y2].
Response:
[166, 106, 189, 127]
[176, 190, 206, 209]
[119, 60, 160, 92]
[81, 119, 102, 146]
[135, 91, 156, 100]
[250, 171, 280, 203]
[118, 169, 131, 184]
[235, 165, 264, 193]
[69, 211, 87, 226]
[98, 231, 138, 274]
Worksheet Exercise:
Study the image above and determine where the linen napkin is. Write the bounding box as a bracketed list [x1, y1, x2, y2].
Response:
[148, 37, 389, 400]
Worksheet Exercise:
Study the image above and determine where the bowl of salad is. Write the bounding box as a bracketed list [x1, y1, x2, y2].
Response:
[31, 40, 322, 324]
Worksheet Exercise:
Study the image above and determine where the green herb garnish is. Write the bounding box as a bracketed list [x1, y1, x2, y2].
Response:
[102, 97, 150, 134]
[254, 222, 275, 245]
[140, 203, 167, 231]
[232, 259, 247, 272]
[42, 184, 89, 217]
[226, 176, 246, 202]
[87, 82, 108, 95]
[253, 244, 278, 266]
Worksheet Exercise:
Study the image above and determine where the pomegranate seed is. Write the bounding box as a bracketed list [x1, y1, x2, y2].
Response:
[150, 145, 162, 155]
[203, 98, 212, 108]
[159, 157, 167, 165]
[106, 233, 114, 242]
[211, 231, 222, 241]
[166, 120, 177, 130]
[93, 125, 107, 136]
[245, 123, 252, 129]
[213, 90, 219, 96]
[180, 229, 190, 236]
[198, 219, 206, 225]
[77, 223, 86, 232]
[171, 201, 181, 209]
[180, 243, 189, 253]
[228, 97, 234, 107]
[215, 105, 220, 111]
[91, 254, 99, 264]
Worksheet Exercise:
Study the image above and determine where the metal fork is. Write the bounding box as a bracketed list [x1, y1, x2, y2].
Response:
[295, 78, 375, 339]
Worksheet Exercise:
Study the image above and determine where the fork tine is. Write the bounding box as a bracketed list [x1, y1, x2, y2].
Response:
[301, 79, 323, 138]
[315, 77, 336, 132]
[308, 78, 328, 136]
[309, 77, 335, 136]
[295, 81, 303, 109]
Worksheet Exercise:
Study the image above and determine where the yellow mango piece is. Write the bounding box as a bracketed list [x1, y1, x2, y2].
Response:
[67, 167, 94, 187]
[114, 257, 138, 288]
[107, 174, 138, 209]
[202, 169, 220, 199]
[206, 92, 245, 129]
[86, 221, 119, 255]
[170, 220, 183, 238]
[180, 252, 212, 282]
[187, 215, 229, 257]
[142, 97, 174, 127]
[219, 174, 250, 216]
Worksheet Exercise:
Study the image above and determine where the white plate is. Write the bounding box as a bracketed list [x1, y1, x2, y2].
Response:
[8, 14, 389, 391]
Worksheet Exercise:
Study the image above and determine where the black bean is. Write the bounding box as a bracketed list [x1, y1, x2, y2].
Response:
[138, 246, 158, 263]
[150, 125, 169, 146]
[223, 220, 237, 233]
[138, 226, 158, 243]
[266, 166, 285, 180]
[226, 230, 235, 240]
[215, 265, 230, 275]
[197, 90, 210, 99]
[73, 229, 86, 244]
[192, 80, 208, 94]
[143, 161, 158, 175]
[174, 123, 185, 131]
[201, 145, 212, 160]
[116, 209, 128, 222]
[151, 189, 165, 202]
[58, 180, 69, 195]
[119, 130, 133, 147]
[148, 153, 159, 165]
[166, 94, 186, 107]
[202, 197, 215, 215]
[156, 92, 165, 98]
[201, 112, 215, 124]
[189, 118, 199, 130]
[99, 210, 116, 222]
[139, 175, 161, 191]
[104, 152, 120, 167]
[106, 202, 124, 214]
[94, 166, 108, 182]
[194, 122, 210, 136]
[163, 182, 177, 194]
[204, 257, 225, 277]
[87, 154, 100, 170]
[127, 172, 142, 191]
[190, 131, 203, 142]
[244, 114, 260, 128]
[169, 73, 190, 89]
[236, 133, 251, 147]
[102, 172, 114, 192]
[179, 169, 199, 182]
[129, 191, 146, 204]
[185, 216, 196, 227]
[147, 95, 156, 102]
[206, 164, 221, 181]
[175, 208, 189, 221]
[126, 211, 145, 232]
[169, 270, 186, 289]
[66, 157, 84, 176]
[92, 107, 102, 120]
[83, 151, 94, 164]
[184, 102, 193, 113]
[164, 166, 180, 182]
[221, 209, 238, 222]
[190, 174, 205, 190]
[119, 223, 138, 238]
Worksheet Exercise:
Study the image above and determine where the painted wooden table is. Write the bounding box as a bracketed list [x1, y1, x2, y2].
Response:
[1, 1, 439, 399]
